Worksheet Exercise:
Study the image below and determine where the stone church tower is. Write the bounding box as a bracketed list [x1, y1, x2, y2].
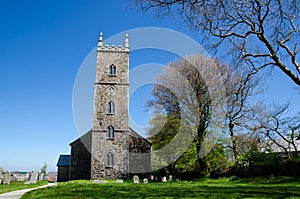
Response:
[91, 33, 130, 179]
[57, 33, 151, 181]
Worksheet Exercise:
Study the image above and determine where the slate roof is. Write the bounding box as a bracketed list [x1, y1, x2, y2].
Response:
[57, 155, 70, 167]
[129, 127, 152, 145]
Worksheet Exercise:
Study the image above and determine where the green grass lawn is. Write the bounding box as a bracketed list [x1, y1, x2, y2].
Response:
[0, 180, 48, 194]
[21, 177, 300, 198]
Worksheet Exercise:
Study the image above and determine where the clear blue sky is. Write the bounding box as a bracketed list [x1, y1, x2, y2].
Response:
[0, 0, 299, 172]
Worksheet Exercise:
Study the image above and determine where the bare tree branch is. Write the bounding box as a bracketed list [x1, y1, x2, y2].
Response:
[132, 0, 300, 86]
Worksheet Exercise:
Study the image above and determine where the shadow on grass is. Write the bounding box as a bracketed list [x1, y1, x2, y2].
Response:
[230, 175, 300, 184]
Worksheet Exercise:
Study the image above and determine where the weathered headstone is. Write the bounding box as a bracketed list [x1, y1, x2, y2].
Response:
[100, 180, 108, 184]
[143, 178, 148, 184]
[0, 168, 3, 179]
[39, 173, 45, 181]
[133, 175, 139, 183]
[150, 175, 154, 180]
[93, 180, 100, 184]
[162, 176, 167, 182]
[169, 175, 173, 181]
[3, 171, 10, 185]
[116, 179, 124, 183]
[28, 172, 38, 184]
[10, 174, 17, 182]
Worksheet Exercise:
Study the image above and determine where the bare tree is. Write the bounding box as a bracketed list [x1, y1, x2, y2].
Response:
[252, 104, 300, 158]
[133, 0, 300, 86]
[222, 66, 262, 162]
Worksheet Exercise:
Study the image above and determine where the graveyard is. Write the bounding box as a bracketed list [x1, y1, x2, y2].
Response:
[20, 176, 300, 198]
[0, 169, 52, 195]
[2, 171, 300, 198]
[1, 173, 300, 198]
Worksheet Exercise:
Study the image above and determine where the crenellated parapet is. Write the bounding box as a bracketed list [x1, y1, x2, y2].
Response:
[97, 32, 129, 52]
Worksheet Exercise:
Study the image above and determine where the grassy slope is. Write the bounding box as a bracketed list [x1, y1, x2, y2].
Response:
[0, 181, 48, 194]
[22, 177, 300, 199]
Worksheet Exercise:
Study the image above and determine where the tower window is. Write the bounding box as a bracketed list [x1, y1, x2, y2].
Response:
[107, 101, 115, 114]
[107, 125, 114, 139]
[109, 64, 116, 76]
[106, 153, 114, 167]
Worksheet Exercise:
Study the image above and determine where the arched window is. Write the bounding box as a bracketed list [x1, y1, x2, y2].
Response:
[107, 101, 115, 114]
[109, 64, 116, 76]
[107, 125, 114, 139]
[106, 153, 114, 167]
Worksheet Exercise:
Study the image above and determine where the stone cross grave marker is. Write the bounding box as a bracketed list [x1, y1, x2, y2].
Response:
[162, 176, 167, 182]
[3, 171, 10, 185]
[143, 178, 148, 184]
[133, 175, 140, 183]
[169, 175, 173, 181]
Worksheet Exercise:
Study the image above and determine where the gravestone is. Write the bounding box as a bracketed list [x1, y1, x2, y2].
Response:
[39, 173, 45, 181]
[116, 179, 124, 183]
[143, 178, 148, 184]
[150, 175, 154, 180]
[133, 175, 139, 183]
[28, 172, 38, 184]
[169, 175, 173, 181]
[3, 171, 10, 185]
[10, 174, 17, 181]
[93, 180, 100, 184]
[0, 168, 3, 179]
[0, 168, 3, 184]
[162, 176, 167, 182]
[100, 180, 108, 184]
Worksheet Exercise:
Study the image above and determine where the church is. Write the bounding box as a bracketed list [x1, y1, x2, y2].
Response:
[57, 33, 151, 181]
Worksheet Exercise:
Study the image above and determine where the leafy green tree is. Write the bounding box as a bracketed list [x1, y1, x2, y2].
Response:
[240, 143, 282, 166]
[148, 55, 224, 174]
[206, 143, 228, 173]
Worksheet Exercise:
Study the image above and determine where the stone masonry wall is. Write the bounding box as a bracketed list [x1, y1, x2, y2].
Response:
[57, 166, 70, 182]
[70, 131, 92, 180]
[129, 129, 151, 176]
[93, 49, 129, 131]
[91, 38, 130, 179]
[91, 130, 128, 179]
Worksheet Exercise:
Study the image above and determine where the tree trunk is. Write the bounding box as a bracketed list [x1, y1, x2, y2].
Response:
[229, 120, 238, 162]
[195, 127, 208, 174]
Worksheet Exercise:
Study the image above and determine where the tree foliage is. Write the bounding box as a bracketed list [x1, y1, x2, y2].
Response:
[147, 55, 226, 174]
